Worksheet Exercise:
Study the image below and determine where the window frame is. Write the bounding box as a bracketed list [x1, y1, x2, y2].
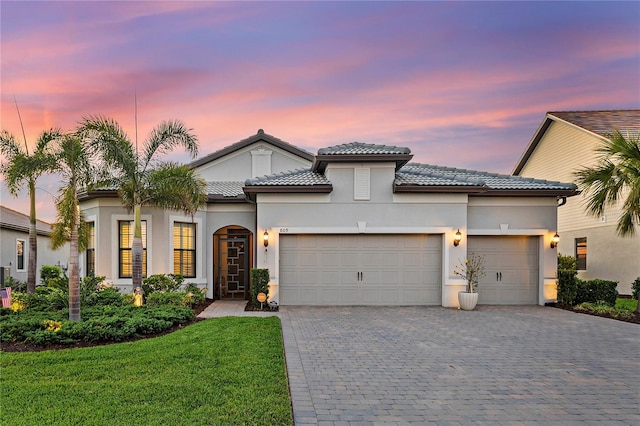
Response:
[575, 237, 587, 271]
[173, 222, 196, 278]
[16, 239, 26, 271]
[118, 220, 148, 279]
[86, 221, 96, 276]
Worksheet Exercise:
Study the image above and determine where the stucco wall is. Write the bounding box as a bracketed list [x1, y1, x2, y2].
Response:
[0, 228, 69, 285]
[558, 226, 639, 295]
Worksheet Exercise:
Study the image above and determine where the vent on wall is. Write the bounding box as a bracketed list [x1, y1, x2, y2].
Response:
[251, 148, 272, 178]
[354, 168, 370, 200]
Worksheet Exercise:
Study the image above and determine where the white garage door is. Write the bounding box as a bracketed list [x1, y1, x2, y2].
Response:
[467, 236, 539, 305]
[279, 234, 441, 306]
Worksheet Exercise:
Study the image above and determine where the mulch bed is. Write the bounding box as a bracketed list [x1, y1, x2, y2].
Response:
[0, 300, 213, 353]
[551, 303, 640, 325]
[244, 301, 279, 312]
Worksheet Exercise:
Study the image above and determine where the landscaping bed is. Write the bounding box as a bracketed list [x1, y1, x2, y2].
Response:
[550, 298, 640, 325]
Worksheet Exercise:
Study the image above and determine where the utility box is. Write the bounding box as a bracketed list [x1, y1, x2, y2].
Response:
[0, 267, 10, 288]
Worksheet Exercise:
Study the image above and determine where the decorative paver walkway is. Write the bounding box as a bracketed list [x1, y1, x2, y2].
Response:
[200, 302, 640, 425]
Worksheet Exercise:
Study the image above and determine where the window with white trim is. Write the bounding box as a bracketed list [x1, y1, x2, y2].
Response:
[119, 220, 147, 278]
[173, 222, 196, 278]
[16, 239, 26, 271]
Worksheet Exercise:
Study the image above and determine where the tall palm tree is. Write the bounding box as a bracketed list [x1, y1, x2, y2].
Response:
[575, 130, 640, 237]
[50, 134, 99, 321]
[0, 128, 60, 293]
[77, 116, 207, 291]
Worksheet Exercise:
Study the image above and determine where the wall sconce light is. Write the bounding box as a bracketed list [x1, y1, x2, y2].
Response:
[263, 231, 269, 248]
[550, 232, 560, 249]
[453, 229, 462, 247]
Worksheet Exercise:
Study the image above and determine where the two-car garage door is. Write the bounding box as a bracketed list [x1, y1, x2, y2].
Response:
[279, 234, 441, 305]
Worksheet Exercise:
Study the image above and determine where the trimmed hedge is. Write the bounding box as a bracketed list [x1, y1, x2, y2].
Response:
[575, 279, 618, 307]
[557, 254, 578, 305]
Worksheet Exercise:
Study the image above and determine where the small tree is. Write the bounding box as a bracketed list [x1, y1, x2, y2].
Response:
[453, 253, 485, 293]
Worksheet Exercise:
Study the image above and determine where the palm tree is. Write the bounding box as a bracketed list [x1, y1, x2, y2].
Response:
[50, 134, 99, 321]
[575, 130, 640, 237]
[0, 128, 60, 293]
[77, 116, 207, 291]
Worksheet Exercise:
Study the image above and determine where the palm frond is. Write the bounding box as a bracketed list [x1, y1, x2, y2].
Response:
[575, 129, 640, 236]
[142, 163, 207, 215]
[141, 120, 198, 172]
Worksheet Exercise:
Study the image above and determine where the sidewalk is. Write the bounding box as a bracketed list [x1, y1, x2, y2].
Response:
[197, 299, 280, 318]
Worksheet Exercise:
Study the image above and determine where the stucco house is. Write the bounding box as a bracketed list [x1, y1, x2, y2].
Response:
[0, 205, 69, 285]
[513, 110, 640, 295]
[79, 129, 577, 307]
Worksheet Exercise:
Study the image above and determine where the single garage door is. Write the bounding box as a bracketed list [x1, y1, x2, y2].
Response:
[467, 236, 539, 305]
[279, 234, 441, 305]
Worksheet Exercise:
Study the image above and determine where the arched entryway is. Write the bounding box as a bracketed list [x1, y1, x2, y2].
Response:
[213, 226, 254, 300]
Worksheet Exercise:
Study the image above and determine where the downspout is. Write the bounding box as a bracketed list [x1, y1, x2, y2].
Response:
[557, 196, 567, 207]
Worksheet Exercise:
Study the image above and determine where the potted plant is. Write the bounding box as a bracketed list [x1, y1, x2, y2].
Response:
[454, 253, 485, 310]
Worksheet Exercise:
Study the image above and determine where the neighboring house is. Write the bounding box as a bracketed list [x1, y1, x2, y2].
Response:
[0, 205, 69, 285]
[79, 129, 577, 307]
[513, 110, 640, 295]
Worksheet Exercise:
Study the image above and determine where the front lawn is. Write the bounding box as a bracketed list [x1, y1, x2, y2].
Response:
[1, 317, 293, 425]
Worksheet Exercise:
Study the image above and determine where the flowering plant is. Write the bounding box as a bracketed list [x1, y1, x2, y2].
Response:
[453, 253, 485, 293]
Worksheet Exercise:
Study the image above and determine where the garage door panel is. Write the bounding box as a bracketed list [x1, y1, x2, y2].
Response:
[280, 234, 441, 306]
[469, 236, 538, 305]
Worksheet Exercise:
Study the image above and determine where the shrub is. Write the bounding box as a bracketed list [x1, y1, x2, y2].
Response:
[40, 265, 64, 286]
[3, 277, 26, 292]
[146, 292, 184, 307]
[557, 254, 578, 305]
[142, 274, 184, 296]
[0, 304, 194, 345]
[632, 277, 640, 300]
[575, 279, 618, 306]
[250, 268, 270, 308]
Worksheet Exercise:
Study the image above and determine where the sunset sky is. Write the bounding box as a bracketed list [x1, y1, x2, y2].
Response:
[1, 1, 639, 222]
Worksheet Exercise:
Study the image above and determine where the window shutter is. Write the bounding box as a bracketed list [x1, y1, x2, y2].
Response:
[354, 168, 370, 200]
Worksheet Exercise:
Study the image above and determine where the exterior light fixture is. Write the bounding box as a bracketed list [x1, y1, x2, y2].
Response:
[550, 232, 560, 249]
[263, 231, 269, 248]
[453, 229, 462, 247]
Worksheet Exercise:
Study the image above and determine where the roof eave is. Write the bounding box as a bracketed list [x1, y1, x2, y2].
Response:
[243, 184, 333, 195]
[393, 184, 487, 194]
[78, 190, 120, 201]
[313, 154, 413, 173]
[471, 189, 580, 197]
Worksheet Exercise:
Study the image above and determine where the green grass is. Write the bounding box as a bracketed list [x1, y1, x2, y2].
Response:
[0, 317, 293, 426]
[615, 298, 638, 311]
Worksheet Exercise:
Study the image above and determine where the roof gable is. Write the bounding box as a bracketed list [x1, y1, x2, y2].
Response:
[190, 129, 314, 169]
[513, 110, 640, 175]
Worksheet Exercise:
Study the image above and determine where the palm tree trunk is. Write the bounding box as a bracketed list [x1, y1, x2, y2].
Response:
[132, 204, 143, 292]
[27, 180, 37, 293]
[68, 205, 81, 322]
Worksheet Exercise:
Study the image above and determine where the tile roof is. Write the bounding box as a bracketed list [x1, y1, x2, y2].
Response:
[397, 163, 577, 192]
[549, 110, 640, 137]
[206, 181, 245, 198]
[0, 206, 53, 235]
[318, 142, 411, 156]
[244, 168, 331, 186]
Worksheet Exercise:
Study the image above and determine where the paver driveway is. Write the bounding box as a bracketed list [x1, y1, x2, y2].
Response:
[279, 305, 640, 425]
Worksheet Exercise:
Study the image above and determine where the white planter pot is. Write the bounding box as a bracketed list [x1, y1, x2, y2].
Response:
[458, 291, 479, 311]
